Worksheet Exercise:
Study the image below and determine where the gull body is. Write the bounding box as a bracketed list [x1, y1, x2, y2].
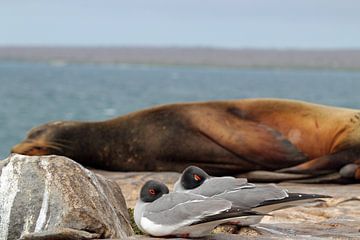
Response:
[134, 180, 263, 237]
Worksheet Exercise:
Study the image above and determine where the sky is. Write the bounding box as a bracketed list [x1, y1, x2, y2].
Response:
[1, 0, 360, 49]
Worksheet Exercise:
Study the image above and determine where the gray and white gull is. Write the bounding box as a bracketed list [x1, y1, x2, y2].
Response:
[134, 180, 264, 237]
[174, 166, 331, 225]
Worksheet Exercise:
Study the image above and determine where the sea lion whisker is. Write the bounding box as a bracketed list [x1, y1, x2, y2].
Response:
[51, 139, 73, 144]
[20, 139, 69, 150]
[22, 139, 38, 145]
[29, 141, 69, 153]
[41, 141, 72, 151]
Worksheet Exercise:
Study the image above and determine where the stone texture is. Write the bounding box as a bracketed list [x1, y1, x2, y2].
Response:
[0, 154, 133, 240]
[93, 170, 360, 240]
[0, 158, 9, 175]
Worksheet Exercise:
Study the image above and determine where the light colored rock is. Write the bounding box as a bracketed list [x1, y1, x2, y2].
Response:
[0, 158, 9, 175]
[0, 154, 133, 240]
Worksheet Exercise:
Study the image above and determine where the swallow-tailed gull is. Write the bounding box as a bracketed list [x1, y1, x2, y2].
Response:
[174, 166, 331, 225]
[134, 180, 263, 237]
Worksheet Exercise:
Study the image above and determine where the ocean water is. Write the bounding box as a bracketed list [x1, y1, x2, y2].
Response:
[1, 60, 360, 159]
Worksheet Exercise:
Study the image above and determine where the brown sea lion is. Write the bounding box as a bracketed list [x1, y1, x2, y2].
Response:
[10, 98, 360, 182]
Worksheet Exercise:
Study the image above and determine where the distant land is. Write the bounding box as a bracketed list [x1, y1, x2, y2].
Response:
[1, 47, 360, 69]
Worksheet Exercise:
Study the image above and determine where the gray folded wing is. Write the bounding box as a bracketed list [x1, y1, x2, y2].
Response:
[190, 177, 254, 197]
[216, 183, 288, 210]
[142, 192, 232, 226]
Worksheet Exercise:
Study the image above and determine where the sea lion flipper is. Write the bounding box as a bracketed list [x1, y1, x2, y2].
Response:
[236, 170, 312, 182]
[238, 170, 357, 183]
[192, 110, 307, 169]
[278, 148, 360, 176]
[339, 163, 360, 181]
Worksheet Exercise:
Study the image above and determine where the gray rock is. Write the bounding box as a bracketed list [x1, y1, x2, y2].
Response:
[0, 154, 133, 240]
[0, 158, 9, 175]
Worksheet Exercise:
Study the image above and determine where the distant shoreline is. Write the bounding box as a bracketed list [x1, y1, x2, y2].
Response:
[1, 46, 360, 70]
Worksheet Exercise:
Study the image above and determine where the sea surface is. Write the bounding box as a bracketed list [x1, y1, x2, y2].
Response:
[1, 60, 360, 159]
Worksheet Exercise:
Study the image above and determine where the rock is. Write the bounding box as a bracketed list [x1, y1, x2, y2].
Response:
[93, 170, 360, 239]
[212, 225, 241, 235]
[0, 154, 133, 240]
[0, 158, 9, 175]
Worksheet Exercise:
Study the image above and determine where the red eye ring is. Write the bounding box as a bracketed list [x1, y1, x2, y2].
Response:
[193, 174, 202, 181]
[148, 188, 156, 195]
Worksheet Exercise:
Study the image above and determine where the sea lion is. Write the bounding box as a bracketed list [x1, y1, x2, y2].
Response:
[10, 98, 360, 182]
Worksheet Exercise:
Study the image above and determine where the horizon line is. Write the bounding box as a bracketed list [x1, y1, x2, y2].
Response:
[1, 45, 360, 51]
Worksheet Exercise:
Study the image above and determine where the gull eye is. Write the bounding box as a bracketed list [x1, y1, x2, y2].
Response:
[148, 188, 156, 196]
[193, 174, 202, 181]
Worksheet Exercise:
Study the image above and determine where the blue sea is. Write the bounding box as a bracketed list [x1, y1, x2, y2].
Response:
[1, 60, 360, 159]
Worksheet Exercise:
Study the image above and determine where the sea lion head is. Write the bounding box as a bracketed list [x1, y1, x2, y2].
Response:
[11, 121, 79, 157]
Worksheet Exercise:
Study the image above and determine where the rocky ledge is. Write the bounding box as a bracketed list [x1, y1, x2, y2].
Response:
[94, 169, 360, 239]
[1, 155, 359, 239]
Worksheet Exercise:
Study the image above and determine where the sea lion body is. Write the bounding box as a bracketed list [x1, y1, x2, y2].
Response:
[11, 99, 360, 178]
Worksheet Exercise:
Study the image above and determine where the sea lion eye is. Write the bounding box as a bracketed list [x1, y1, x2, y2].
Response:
[33, 146, 45, 150]
[193, 174, 202, 181]
[148, 188, 156, 195]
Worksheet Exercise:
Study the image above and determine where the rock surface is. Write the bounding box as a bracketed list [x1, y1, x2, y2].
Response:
[1, 157, 359, 239]
[93, 169, 360, 240]
[0, 154, 133, 240]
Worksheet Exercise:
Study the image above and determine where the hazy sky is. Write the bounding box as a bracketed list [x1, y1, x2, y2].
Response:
[1, 0, 360, 48]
